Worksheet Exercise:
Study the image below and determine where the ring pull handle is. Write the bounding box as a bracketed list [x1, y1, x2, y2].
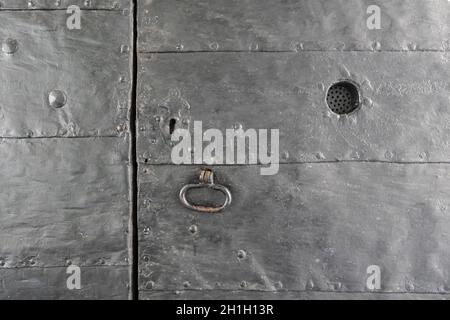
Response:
[179, 169, 232, 213]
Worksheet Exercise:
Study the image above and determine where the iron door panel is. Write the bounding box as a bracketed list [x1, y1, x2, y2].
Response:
[0, 266, 129, 300]
[135, 0, 450, 300]
[0, 10, 131, 138]
[0, 138, 131, 299]
[0, 2, 132, 299]
[138, 164, 450, 296]
[137, 52, 450, 164]
[138, 0, 449, 52]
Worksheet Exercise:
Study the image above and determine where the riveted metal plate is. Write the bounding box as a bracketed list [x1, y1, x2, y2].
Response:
[138, 0, 450, 52]
[0, 137, 130, 268]
[137, 52, 450, 164]
[0, 266, 129, 300]
[0, 10, 131, 138]
[138, 164, 450, 295]
[0, 0, 130, 10]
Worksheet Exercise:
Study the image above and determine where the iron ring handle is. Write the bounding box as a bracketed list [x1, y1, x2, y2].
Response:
[179, 169, 232, 213]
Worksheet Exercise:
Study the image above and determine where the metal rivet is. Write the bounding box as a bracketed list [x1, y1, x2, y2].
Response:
[2, 38, 18, 54]
[405, 282, 415, 292]
[48, 90, 67, 108]
[306, 279, 315, 290]
[120, 45, 130, 53]
[237, 250, 246, 259]
[209, 42, 219, 50]
[145, 281, 154, 290]
[372, 41, 381, 51]
[188, 225, 198, 234]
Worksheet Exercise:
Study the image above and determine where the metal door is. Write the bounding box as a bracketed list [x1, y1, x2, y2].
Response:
[0, 0, 132, 299]
[1, 0, 450, 300]
[136, 0, 450, 300]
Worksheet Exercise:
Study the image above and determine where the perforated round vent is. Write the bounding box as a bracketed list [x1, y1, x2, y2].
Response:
[326, 81, 360, 115]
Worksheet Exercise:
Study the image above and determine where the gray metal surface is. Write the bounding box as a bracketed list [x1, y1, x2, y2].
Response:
[0, 138, 131, 299]
[0, 2, 133, 299]
[0, 266, 129, 300]
[138, 164, 450, 296]
[137, 0, 450, 52]
[0, 10, 131, 138]
[0, 138, 130, 268]
[0, 0, 129, 10]
[1, 0, 449, 300]
[141, 291, 450, 301]
[137, 51, 450, 164]
[136, 0, 450, 300]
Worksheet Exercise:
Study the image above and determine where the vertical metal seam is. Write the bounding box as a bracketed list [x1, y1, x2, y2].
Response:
[130, 0, 139, 301]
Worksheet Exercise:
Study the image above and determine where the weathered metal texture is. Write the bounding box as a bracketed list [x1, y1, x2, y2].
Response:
[141, 291, 450, 301]
[136, 0, 450, 301]
[0, 2, 133, 299]
[138, 164, 450, 296]
[0, 10, 131, 138]
[137, 51, 450, 164]
[0, 138, 131, 298]
[0, 0, 129, 10]
[137, 0, 450, 52]
[0, 138, 130, 268]
[0, 266, 129, 300]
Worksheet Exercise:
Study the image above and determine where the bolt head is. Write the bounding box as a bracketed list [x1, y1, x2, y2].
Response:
[48, 90, 67, 108]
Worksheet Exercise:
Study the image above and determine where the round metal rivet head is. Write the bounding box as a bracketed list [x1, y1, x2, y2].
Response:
[237, 250, 246, 259]
[48, 90, 67, 108]
[2, 38, 18, 54]
[188, 225, 198, 234]
[145, 281, 154, 290]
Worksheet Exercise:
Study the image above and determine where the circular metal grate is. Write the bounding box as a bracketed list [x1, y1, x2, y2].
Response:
[326, 81, 360, 115]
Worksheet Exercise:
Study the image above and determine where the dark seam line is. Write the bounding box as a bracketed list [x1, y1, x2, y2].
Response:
[130, 0, 139, 301]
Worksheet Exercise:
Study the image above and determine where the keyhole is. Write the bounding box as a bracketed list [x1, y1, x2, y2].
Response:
[169, 118, 177, 135]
